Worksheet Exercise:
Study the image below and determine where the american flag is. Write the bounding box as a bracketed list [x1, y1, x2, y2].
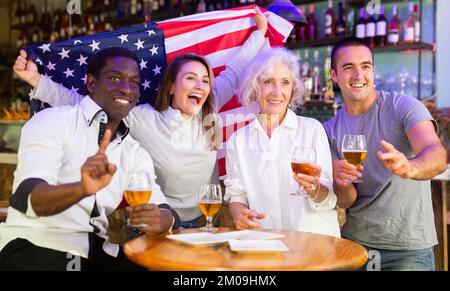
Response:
[27, 5, 293, 179]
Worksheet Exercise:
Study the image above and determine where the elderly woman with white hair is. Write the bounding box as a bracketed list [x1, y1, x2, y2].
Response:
[224, 47, 340, 237]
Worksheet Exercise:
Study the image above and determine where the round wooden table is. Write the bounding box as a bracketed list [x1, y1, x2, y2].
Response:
[124, 228, 368, 271]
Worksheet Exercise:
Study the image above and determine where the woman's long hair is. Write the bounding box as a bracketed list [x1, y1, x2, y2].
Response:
[154, 54, 219, 150]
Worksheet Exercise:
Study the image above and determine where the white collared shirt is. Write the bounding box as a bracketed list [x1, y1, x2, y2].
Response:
[0, 96, 167, 258]
[224, 109, 340, 237]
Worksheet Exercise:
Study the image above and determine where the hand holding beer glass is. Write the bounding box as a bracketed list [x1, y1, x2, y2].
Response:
[341, 134, 367, 183]
[198, 184, 222, 232]
[124, 172, 152, 228]
[291, 147, 318, 196]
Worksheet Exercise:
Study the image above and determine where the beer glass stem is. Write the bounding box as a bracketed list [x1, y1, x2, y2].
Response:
[206, 216, 213, 229]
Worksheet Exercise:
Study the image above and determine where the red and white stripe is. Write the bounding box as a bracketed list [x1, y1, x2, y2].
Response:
[157, 5, 293, 179]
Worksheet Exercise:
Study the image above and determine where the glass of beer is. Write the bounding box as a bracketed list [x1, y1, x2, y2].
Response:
[291, 146, 317, 196]
[198, 184, 222, 232]
[342, 134, 367, 183]
[124, 172, 152, 228]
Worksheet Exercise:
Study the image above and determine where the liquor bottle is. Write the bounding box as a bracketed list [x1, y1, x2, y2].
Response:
[137, 0, 144, 17]
[413, 4, 421, 42]
[17, 30, 28, 49]
[197, 0, 206, 12]
[130, 0, 137, 16]
[143, 0, 152, 22]
[375, 4, 387, 47]
[21, 0, 27, 25]
[324, 0, 335, 39]
[365, 9, 376, 48]
[346, 1, 354, 36]
[28, 2, 36, 25]
[206, 0, 215, 11]
[302, 50, 312, 102]
[323, 46, 332, 86]
[403, 2, 414, 44]
[323, 47, 335, 103]
[13, 1, 22, 27]
[295, 6, 307, 41]
[39, 5, 47, 42]
[387, 5, 400, 46]
[311, 50, 322, 100]
[159, 0, 168, 11]
[52, 8, 61, 40]
[355, 8, 365, 40]
[117, 0, 125, 19]
[335, 2, 346, 37]
[20, 2, 27, 25]
[307, 4, 317, 41]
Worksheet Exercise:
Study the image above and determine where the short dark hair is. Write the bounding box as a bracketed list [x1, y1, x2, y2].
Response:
[331, 37, 374, 71]
[87, 47, 140, 79]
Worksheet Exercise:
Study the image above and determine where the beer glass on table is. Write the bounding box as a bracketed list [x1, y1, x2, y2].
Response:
[124, 172, 152, 228]
[198, 184, 222, 232]
[291, 147, 317, 196]
[342, 134, 367, 183]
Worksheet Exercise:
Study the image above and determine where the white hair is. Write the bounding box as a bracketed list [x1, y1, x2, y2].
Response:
[238, 47, 305, 110]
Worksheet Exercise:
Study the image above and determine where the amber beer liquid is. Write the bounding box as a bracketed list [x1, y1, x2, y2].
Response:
[291, 162, 317, 176]
[124, 189, 152, 206]
[198, 200, 221, 217]
[343, 150, 367, 166]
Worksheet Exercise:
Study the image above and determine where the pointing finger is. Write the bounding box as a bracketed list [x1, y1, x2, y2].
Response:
[380, 140, 398, 153]
[98, 129, 112, 154]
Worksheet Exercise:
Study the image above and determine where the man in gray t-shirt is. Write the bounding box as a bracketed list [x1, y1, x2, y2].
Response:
[323, 37, 447, 271]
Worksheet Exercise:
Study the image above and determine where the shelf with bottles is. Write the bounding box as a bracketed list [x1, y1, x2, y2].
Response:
[288, 0, 431, 51]
[287, 38, 433, 52]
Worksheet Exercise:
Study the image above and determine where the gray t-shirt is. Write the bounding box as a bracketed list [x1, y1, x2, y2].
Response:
[323, 91, 438, 250]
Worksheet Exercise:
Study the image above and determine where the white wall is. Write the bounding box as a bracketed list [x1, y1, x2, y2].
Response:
[436, 0, 450, 108]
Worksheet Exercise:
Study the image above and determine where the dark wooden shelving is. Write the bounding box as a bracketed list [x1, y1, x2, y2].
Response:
[292, 0, 411, 6]
[287, 38, 434, 52]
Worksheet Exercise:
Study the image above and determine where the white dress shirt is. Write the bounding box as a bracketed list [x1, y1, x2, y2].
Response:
[28, 31, 267, 222]
[224, 109, 340, 237]
[0, 96, 167, 258]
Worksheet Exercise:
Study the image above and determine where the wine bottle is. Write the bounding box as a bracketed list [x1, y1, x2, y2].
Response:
[335, 2, 346, 37]
[365, 9, 376, 48]
[295, 6, 307, 42]
[403, 2, 414, 44]
[307, 4, 317, 41]
[355, 8, 365, 40]
[387, 5, 400, 46]
[413, 4, 421, 42]
[375, 4, 387, 47]
[325, 0, 335, 38]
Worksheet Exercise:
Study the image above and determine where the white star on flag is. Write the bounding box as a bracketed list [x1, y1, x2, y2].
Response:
[76, 54, 88, 66]
[46, 61, 56, 71]
[139, 59, 148, 70]
[44, 73, 53, 79]
[141, 79, 151, 90]
[63, 67, 75, 78]
[147, 30, 156, 36]
[134, 38, 145, 50]
[149, 45, 158, 56]
[118, 34, 129, 43]
[89, 40, 100, 52]
[35, 58, 42, 65]
[81, 74, 87, 84]
[153, 65, 161, 76]
[74, 40, 82, 45]
[70, 86, 79, 93]
[39, 44, 51, 53]
[58, 48, 70, 60]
